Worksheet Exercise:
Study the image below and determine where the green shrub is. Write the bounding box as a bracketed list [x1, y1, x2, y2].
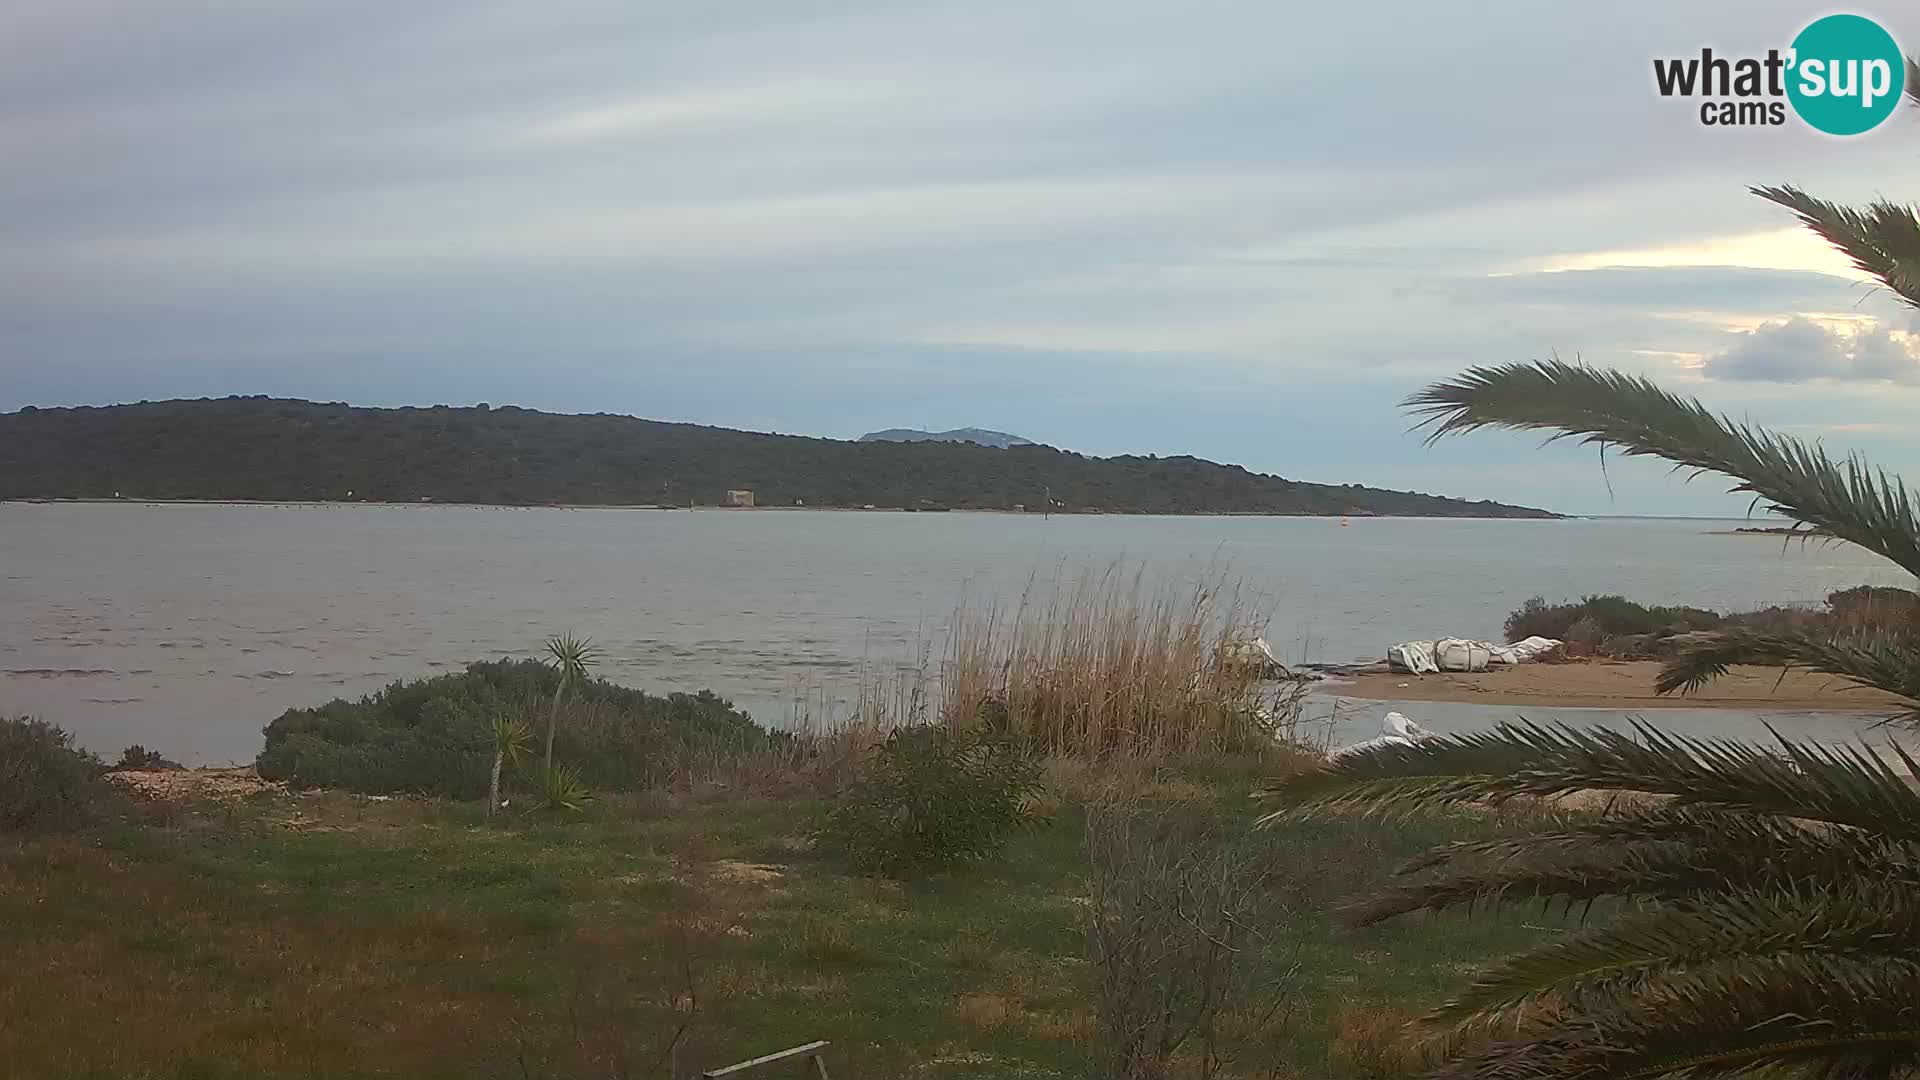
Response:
[820, 726, 1042, 876]
[1505, 594, 1722, 644]
[257, 660, 773, 797]
[1, 717, 105, 830]
[112, 745, 182, 771]
[1503, 596, 1570, 642]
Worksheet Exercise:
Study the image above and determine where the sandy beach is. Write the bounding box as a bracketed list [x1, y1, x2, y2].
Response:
[1328, 660, 1908, 713]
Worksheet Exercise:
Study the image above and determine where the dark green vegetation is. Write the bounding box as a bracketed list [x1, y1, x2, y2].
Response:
[0, 717, 108, 830]
[256, 660, 775, 798]
[821, 726, 1042, 876]
[1503, 585, 1918, 657]
[0, 396, 1556, 516]
[1274, 85, 1920, 1076]
[0, 758, 1554, 1079]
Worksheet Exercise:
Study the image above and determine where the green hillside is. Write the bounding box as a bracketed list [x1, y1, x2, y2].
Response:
[0, 397, 1556, 517]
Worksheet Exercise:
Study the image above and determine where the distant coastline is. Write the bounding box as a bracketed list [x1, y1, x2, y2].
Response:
[0, 397, 1562, 519]
[1, 497, 1568, 520]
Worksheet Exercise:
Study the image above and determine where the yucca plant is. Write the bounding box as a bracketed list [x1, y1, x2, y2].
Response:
[538, 762, 591, 813]
[487, 711, 531, 818]
[1261, 61, 1920, 1079]
[541, 633, 600, 778]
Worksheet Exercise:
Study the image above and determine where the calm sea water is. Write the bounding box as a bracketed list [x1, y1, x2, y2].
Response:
[2, 503, 1913, 763]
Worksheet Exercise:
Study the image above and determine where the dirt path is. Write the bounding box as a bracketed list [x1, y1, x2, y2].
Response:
[1326, 660, 1908, 712]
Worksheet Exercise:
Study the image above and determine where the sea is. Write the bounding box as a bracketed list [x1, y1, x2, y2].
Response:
[2, 502, 1913, 764]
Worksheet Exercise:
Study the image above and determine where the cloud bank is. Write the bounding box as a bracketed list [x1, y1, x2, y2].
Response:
[2, 0, 1918, 515]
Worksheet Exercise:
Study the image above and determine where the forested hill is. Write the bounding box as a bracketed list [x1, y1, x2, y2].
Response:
[0, 398, 1558, 517]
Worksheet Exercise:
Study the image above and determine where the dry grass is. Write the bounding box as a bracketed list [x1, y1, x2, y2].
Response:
[1327, 1003, 1425, 1079]
[711, 565, 1308, 800]
[942, 564, 1303, 760]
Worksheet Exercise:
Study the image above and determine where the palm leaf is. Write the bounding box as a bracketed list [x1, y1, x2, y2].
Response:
[1259, 721, 1920, 840]
[1656, 626, 1920, 721]
[538, 762, 591, 812]
[1404, 360, 1920, 579]
[491, 712, 532, 765]
[1349, 819, 1920, 927]
[1428, 881, 1920, 1034]
[543, 632, 601, 682]
[1429, 954, 1920, 1080]
[1753, 184, 1920, 309]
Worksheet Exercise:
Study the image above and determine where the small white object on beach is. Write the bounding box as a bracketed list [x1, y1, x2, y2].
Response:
[1331, 711, 1434, 759]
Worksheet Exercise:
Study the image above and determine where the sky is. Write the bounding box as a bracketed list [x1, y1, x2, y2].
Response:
[2, 1, 1918, 516]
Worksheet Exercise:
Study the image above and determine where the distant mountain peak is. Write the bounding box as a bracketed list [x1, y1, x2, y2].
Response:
[859, 427, 1035, 449]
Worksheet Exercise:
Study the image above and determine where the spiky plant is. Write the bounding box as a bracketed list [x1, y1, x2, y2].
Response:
[1260, 60, 1920, 1079]
[540, 633, 600, 778]
[487, 711, 531, 819]
[537, 762, 591, 813]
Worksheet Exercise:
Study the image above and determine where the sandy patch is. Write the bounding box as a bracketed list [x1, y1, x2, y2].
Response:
[1328, 660, 1906, 712]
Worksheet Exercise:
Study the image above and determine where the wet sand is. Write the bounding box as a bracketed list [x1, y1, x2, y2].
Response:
[1328, 660, 1908, 713]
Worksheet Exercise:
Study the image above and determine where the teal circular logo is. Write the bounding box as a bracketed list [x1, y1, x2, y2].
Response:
[1787, 14, 1905, 135]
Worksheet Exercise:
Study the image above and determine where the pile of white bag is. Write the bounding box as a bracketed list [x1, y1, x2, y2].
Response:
[1387, 635, 1561, 674]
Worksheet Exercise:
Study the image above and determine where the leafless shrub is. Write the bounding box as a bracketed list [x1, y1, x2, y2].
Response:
[1084, 783, 1307, 1080]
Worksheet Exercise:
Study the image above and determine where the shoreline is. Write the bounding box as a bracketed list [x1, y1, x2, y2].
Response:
[0, 497, 1566, 520]
[1322, 659, 1906, 713]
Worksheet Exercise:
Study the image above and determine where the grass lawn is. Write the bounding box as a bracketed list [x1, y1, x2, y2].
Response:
[0, 762, 1564, 1080]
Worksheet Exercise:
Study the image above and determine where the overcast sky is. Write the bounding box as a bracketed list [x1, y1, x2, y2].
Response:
[3, 1, 1918, 515]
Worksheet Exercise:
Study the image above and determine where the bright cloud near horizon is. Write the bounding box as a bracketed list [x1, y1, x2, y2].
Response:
[3, 1, 1919, 516]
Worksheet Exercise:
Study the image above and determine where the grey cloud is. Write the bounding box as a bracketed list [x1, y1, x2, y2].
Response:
[4, 1, 1920, 517]
[1705, 317, 1920, 384]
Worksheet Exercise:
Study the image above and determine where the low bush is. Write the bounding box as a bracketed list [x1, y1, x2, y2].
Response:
[111, 745, 183, 771]
[1825, 585, 1920, 634]
[257, 660, 776, 798]
[1084, 785, 1309, 1080]
[820, 725, 1042, 876]
[1504, 594, 1721, 644]
[1, 717, 106, 830]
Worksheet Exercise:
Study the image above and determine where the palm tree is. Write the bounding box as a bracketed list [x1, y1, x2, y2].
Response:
[1261, 61, 1920, 1079]
[487, 711, 531, 819]
[541, 633, 599, 778]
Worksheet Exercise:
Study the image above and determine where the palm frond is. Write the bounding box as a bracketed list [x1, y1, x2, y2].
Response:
[1352, 831, 1920, 929]
[1428, 954, 1920, 1080]
[1910, 56, 1920, 110]
[1428, 882, 1920, 1034]
[491, 712, 532, 766]
[1396, 802, 1920, 883]
[1259, 721, 1920, 840]
[1753, 184, 1920, 309]
[1657, 626, 1920, 720]
[543, 632, 601, 682]
[1404, 361, 1920, 578]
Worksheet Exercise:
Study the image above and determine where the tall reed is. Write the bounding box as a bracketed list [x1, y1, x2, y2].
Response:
[941, 564, 1299, 759]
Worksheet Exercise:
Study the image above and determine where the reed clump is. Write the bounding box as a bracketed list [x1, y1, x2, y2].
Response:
[941, 565, 1302, 759]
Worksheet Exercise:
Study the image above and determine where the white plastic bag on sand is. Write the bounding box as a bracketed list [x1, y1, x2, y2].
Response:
[1387, 640, 1438, 675]
[1433, 638, 1492, 672]
[1511, 636, 1562, 660]
[1333, 711, 1434, 759]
